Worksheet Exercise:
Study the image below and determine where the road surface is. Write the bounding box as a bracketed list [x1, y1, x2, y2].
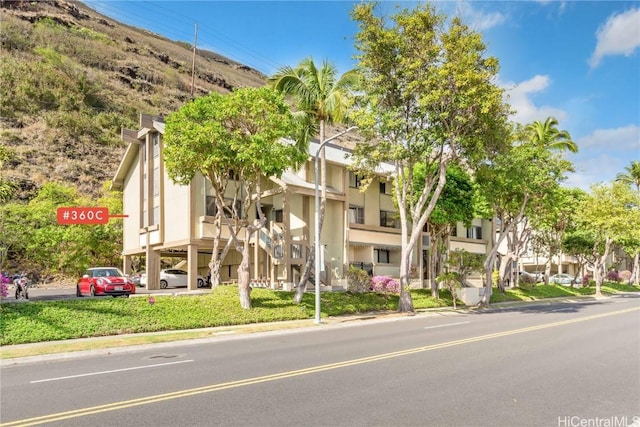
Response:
[1, 294, 639, 427]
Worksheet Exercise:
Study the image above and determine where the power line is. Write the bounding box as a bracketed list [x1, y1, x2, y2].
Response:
[81, 0, 283, 74]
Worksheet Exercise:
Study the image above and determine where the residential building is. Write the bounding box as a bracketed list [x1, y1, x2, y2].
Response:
[111, 114, 492, 291]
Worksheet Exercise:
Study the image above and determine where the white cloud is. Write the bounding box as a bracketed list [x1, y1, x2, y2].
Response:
[576, 125, 640, 151]
[589, 8, 640, 68]
[564, 153, 631, 191]
[455, 1, 507, 31]
[501, 75, 567, 125]
[563, 126, 640, 190]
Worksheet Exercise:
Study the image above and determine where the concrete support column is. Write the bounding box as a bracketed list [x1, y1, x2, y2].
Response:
[145, 245, 160, 290]
[123, 255, 132, 275]
[187, 243, 198, 291]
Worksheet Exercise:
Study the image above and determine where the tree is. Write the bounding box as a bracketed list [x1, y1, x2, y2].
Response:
[350, 2, 511, 312]
[413, 164, 476, 298]
[476, 141, 573, 303]
[270, 58, 359, 303]
[0, 182, 123, 277]
[575, 182, 637, 296]
[0, 145, 16, 203]
[525, 117, 578, 153]
[163, 87, 306, 309]
[615, 160, 640, 193]
[529, 187, 586, 285]
[563, 230, 599, 285]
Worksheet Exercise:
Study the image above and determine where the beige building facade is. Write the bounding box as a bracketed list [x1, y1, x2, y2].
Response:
[112, 114, 492, 291]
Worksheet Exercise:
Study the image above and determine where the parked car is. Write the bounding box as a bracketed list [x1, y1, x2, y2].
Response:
[77, 267, 136, 297]
[129, 271, 145, 287]
[140, 269, 206, 288]
[549, 273, 580, 286]
[519, 271, 541, 283]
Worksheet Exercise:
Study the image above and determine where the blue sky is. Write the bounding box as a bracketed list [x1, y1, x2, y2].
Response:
[82, 1, 640, 191]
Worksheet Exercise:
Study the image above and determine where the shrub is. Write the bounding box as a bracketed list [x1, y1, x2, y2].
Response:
[581, 274, 595, 287]
[370, 276, 400, 294]
[619, 270, 632, 282]
[346, 266, 370, 294]
[606, 270, 620, 283]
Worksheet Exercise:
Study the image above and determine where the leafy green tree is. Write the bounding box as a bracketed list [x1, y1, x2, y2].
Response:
[476, 141, 573, 303]
[575, 182, 637, 296]
[0, 145, 16, 203]
[0, 182, 123, 277]
[270, 58, 359, 302]
[563, 230, 599, 285]
[525, 117, 578, 153]
[529, 187, 586, 285]
[413, 164, 476, 298]
[163, 87, 306, 309]
[615, 160, 640, 192]
[350, 2, 511, 312]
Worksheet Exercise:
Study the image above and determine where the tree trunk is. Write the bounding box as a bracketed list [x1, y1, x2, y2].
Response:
[294, 120, 327, 301]
[398, 250, 415, 313]
[593, 238, 611, 298]
[429, 234, 440, 298]
[294, 251, 314, 304]
[237, 239, 252, 309]
[632, 251, 639, 286]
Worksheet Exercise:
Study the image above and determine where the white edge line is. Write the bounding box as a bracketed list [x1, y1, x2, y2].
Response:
[31, 359, 194, 383]
[424, 321, 470, 330]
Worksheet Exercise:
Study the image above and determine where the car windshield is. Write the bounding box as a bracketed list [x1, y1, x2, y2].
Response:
[91, 268, 123, 278]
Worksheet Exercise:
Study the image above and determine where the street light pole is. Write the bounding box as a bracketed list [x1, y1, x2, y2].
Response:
[314, 126, 358, 324]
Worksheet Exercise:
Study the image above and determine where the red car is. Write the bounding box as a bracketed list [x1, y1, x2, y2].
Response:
[77, 267, 136, 297]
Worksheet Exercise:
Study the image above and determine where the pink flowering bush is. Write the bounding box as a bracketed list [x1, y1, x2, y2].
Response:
[0, 273, 9, 298]
[619, 270, 632, 283]
[370, 276, 400, 294]
[606, 270, 620, 282]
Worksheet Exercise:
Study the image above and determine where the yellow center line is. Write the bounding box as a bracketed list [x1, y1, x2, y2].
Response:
[2, 306, 638, 427]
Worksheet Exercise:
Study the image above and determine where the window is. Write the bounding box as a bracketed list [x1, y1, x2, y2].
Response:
[451, 225, 457, 237]
[206, 195, 217, 217]
[141, 133, 161, 227]
[349, 205, 365, 224]
[380, 181, 393, 195]
[466, 226, 482, 240]
[349, 171, 364, 188]
[274, 209, 283, 223]
[207, 197, 242, 218]
[151, 133, 160, 225]
[380, 210, 400, 228]
[375, 249, 390, 263]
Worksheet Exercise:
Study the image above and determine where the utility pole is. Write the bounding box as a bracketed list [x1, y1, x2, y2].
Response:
[190, 23, 198, 98]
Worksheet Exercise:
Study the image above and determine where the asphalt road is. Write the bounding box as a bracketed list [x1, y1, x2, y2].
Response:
[1, 295, 639, 427]
[1, 284, 195, 302]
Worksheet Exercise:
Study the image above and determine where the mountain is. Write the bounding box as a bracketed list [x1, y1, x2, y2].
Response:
[1, 0, 266, 201]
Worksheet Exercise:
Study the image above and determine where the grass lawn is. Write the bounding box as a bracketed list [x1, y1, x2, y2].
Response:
[1, 282, 637, 346]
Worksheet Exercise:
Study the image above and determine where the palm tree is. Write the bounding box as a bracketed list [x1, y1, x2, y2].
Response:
[615, 160, 640, 192]
[270, 58, 359, 303]
[525, 117, 578, 153]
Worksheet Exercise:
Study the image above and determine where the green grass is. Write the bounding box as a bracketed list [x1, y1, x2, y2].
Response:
[1, 283, 637, 346]
[489, 282, 639, 303]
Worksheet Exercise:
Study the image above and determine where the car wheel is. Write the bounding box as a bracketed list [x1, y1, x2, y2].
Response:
[197, 279, 204, 288]
[160, 280, 168, 289]
[76, 286, 82, 297]
[90, 286, 95, 297]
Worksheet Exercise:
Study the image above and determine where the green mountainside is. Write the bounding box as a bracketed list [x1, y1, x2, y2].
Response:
[1, 0, 266, 202]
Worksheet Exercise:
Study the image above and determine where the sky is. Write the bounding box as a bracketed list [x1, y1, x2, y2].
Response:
[82, 1, 640, 191]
